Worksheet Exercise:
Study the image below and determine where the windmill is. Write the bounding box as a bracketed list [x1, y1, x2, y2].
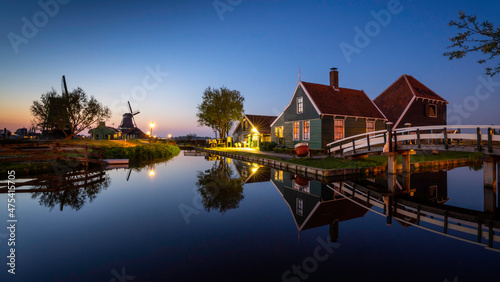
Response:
[118, 101, 140, 132]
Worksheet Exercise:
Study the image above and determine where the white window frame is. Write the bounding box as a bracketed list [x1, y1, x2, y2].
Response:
[334, 119, 344, 140]
[296, 198, 303, 216]
[297, 97, 303, 114]
[293, 122, 300, 140]
[303, 120, 310, 140]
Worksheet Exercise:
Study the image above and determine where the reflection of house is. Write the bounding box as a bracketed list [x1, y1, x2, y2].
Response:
[232, 114, 277, 147]
[89, 122, 121, 140]
[232, 159, 271, 184]
[373, 75, 448, 128]
[270, 168, 369, 241]
[271, 69, 387, 149]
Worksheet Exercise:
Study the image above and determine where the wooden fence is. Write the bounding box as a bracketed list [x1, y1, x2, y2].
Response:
[0, 142, 105, 167]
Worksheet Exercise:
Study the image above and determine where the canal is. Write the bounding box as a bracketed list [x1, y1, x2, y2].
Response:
[1, 151, 499, 281]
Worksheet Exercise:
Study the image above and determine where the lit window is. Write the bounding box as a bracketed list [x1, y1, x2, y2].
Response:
[278, 126, 283, 138]
[296, 198, 303, 216]
[275, 127, 278, 137]
[427, 104, 437, 117]
[334, 119, 344, 140]
[274, 170, 283, 182]
[293, 122, 300, 140]
[297, 97, 303, 114]
[366, 121, 375, 136]
[303, 120, 310, 140]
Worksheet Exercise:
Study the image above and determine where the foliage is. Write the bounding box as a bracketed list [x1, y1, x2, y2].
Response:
[259, 141, 277, 151]
[101, 143, 180, 163]
[31, 88, 111, 140]
[444, 11, 500, 76]
[196, 86, 244, 144]
[196, 157, 244, 213]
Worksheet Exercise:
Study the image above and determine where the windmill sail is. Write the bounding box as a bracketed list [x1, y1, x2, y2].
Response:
[61, 75, 69, 97]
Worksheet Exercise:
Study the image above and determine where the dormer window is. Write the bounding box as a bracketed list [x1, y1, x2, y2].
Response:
[297, 97, 303, 114]
[426, 104, 437, 118]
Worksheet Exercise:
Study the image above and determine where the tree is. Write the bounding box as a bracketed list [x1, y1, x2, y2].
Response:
[31, 87, 111, 139]
[196, 86, 244, 143]
[444, 11, 500, 77]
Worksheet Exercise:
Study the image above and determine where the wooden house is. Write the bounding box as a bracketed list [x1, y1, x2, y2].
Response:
[232, 114, 277, 147]
[271, 69, 387, 149]
[89, 122, 121, 140]
[373, 74, 448, 128]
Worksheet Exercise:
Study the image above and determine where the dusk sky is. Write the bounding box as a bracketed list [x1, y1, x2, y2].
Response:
[1, 0, 499, 138]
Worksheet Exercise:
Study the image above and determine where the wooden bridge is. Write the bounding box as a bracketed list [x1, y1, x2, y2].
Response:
[327, 125, 500, 158]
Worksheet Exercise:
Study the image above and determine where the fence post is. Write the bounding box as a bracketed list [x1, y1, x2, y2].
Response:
[404, 123, 411, 145]
[340, 142, 343, 156]
[417, 129, 421, 149]
[352, 138, 356, 154]
[477, 127, 482, 152]
[393, 130, 398, 151]
[366, 134, 371, 151]
[386, 122, 393, 153]
[487, 127, 493, 153]
[56, 142, 60, 160]
[443, 127, 448, 150]
[84, 144, 89, 169]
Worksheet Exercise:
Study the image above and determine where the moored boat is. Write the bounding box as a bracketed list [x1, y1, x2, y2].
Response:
[294, 142, 309, 157]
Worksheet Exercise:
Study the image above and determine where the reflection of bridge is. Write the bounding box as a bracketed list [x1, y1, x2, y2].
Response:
[329, 176, 500, 252]
[268, 164, 500, 252]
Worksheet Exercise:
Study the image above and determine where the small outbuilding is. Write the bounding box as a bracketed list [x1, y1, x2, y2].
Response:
[89, 122, 121, 140]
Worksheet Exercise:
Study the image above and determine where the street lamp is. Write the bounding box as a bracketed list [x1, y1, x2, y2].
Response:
[150, 122, 155, 143]
[168, 134, 172, 139]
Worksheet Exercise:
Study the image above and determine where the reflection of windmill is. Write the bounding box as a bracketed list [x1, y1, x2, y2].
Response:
[118, 101, 140, 132]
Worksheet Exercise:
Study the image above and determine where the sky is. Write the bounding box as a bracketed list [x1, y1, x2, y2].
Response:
[1, 0, 499, 138]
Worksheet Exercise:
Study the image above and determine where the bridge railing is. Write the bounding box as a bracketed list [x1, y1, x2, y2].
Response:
[327, 125, 500, 156]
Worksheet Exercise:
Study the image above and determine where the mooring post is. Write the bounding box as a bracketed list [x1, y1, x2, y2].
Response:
[483, 158, 497, 214]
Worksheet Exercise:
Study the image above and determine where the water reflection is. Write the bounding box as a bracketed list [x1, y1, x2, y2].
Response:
[196, 156, 244, 213]
[0, 168, 110, 211]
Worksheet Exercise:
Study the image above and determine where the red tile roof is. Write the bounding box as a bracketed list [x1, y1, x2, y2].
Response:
[245, 114, 277, 134]
[301, 81, 386, 119]
[373, 74, 448, 124]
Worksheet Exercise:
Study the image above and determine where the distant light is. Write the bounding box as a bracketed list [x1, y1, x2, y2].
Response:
[168, 134, 172, 139]
[252, 127, 258, 133]
[147, 131, 151, 136]
[154, 135, 157, 138]
[251, 167, 258, 173]
[149, 170, 155, 177]
[150, 122, 155, 128]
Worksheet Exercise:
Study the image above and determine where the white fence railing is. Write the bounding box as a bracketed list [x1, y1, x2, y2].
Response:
[327, 125, 500, 156]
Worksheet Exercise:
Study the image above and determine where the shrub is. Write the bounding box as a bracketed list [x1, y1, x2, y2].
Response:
[259, 141, 277, 151]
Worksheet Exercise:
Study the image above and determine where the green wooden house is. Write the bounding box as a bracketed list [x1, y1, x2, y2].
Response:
[271, 69, 387, 149]
[232, 114, 277, 148]
[88, 122, 120, 140]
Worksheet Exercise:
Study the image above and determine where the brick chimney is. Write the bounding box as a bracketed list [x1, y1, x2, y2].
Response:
[330, 67, 339, 88]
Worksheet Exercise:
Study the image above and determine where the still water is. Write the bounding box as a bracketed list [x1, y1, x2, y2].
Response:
[1, 152, 499, 282]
